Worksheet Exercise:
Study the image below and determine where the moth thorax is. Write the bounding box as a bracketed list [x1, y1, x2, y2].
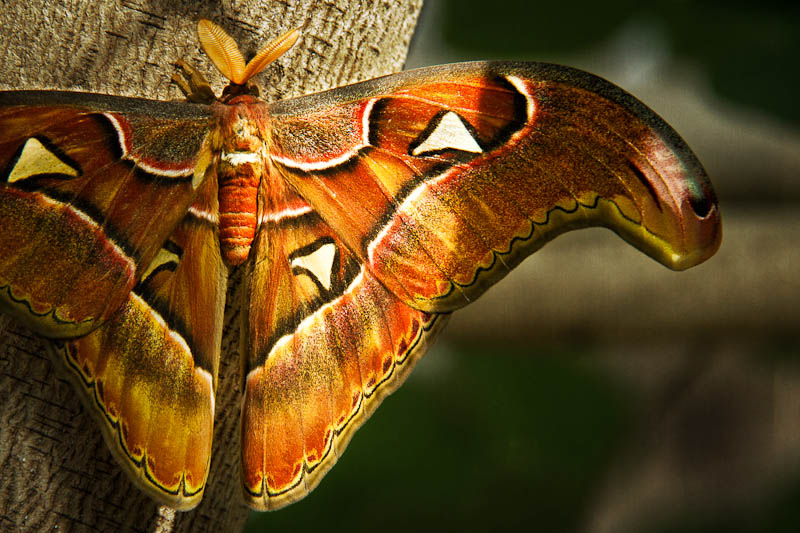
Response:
[217, 110, 270, 266]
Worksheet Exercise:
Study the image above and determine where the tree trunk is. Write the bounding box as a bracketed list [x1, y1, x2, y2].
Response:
[0, 1, 422, 531]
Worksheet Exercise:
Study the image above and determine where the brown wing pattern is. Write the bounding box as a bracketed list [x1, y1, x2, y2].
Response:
[0, 58, 723, 513]
[239, 182, 445, 510]
[49, 175, 226, 510]
[244, 61, 721, 507]
[270, 61, 721, 313]
[0, 91, 213, 337]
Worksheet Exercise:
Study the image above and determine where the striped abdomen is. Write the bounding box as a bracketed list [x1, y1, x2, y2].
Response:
[218, 151, 263, 265]
[214, 97, 272, 266]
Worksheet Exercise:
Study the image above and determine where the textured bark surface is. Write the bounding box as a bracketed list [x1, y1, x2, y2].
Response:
[0, 1, 422, 531]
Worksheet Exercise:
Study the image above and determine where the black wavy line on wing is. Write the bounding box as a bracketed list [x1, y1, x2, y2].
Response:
[0, 284, 96, 328]
[55, 341, 201, 499]
[243, 311, 443, 500]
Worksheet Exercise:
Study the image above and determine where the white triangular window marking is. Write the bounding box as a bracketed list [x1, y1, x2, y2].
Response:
[291, 242, 337, 291]
[411, 111, 483, 156]
[140, 246, 181, 284]
[7, 137, 79, 183]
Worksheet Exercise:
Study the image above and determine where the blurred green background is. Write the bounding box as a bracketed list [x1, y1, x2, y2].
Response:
[247, 2, 800, 531]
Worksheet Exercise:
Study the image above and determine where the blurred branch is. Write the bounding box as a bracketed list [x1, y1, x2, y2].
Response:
[448, 206, 799, 344]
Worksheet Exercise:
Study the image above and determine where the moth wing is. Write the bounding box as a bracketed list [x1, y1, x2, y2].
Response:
[239, 186, 444, 510]
[50, 175, 227, 510]
[268, 61, 721, 313]
[244, 61, 723, 508]
[0, 91, 214, 337]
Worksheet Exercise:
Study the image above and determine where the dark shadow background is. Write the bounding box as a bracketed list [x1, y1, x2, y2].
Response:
[247, 2, 800, 531]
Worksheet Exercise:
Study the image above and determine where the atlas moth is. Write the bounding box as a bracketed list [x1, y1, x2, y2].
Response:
[0, 19, 721, 510]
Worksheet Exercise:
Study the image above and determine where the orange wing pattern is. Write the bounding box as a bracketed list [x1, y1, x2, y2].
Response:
[241, 63, 720, 508]
[270, 62, 721, 313]
[237, 178, 445, 508]
[49, 175, 226, 509]
[0, 54, 721, 512]
[0, 93, 213, 337]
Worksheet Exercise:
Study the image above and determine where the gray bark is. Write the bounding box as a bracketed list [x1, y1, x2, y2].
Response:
[0, 1, 422, 531]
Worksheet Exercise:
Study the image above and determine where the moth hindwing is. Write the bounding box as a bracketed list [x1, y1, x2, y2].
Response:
[0, 19, 721, 511]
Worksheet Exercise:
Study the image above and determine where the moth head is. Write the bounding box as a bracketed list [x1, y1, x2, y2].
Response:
[196, 19, 300, 98]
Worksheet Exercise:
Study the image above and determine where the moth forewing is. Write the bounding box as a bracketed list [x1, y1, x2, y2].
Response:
[0, 19, 720, 512]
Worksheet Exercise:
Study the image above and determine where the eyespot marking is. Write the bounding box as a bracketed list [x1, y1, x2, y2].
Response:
[140, 241, 183, 284]
[290, 241, 337, 291]
[411, 111, 483, 156]
[6, 137, 81, 183]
